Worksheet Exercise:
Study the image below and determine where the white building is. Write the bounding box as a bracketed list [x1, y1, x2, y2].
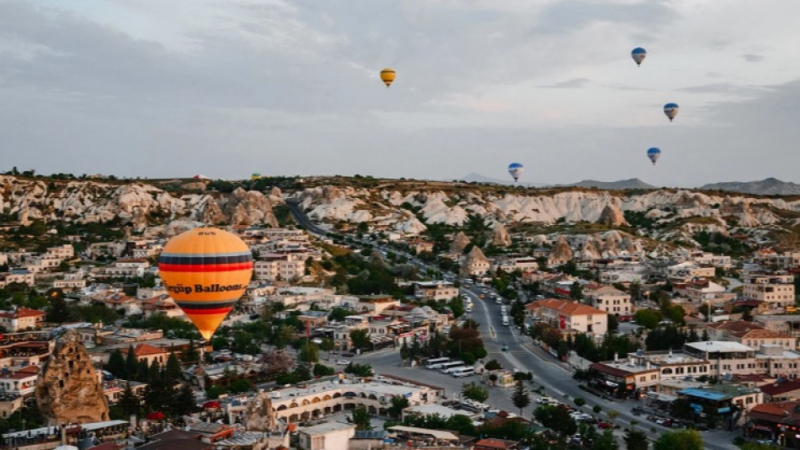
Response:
[254, 254, 306, 282]
[585, 285, 633, 317]
[742, 272, 795, 312]
[0, 270, 34, 288]
[104, 259, 150, 277]
[299, 422, 356, 450]
[413, 282, 459, 301]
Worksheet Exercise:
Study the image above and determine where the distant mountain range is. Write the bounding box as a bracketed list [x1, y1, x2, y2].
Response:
[459, 172, 545, 187]
[700, 178, 800, 196]
[566, 178, 656, 190]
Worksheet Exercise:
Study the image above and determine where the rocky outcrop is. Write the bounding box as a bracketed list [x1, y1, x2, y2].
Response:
[491, 223, 511, 247]
[224, 188, 279, 227]
[244, 391, 276, 431]
[460, 245, 490, 277]
[451, 232, 471, 253]
[580, 240, 601, 261]
[598, 204, 628, 227]
[36, 330, 109, 425]
[549, 236, 573, 265]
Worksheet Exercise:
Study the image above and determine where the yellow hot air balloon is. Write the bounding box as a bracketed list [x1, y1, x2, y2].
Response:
[380, 68, 395, 87]
[159, 228, 253, 340]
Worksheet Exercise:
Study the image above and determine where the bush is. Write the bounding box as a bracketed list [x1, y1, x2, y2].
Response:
[593, 405, 601, 413]
[574, 398, 586, 407]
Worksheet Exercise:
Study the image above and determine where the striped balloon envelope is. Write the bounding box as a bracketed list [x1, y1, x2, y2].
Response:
[159, 227, 253, 340]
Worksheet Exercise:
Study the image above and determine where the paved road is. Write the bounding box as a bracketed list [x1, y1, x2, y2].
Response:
[288, 204, 735, 449]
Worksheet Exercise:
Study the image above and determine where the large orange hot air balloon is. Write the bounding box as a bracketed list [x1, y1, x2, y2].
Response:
[159, 228, 253, 340]
[380, 68, 395, 87]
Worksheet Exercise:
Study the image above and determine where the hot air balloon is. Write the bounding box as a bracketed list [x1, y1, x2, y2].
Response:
[631, 47, 647, 66]
[647, 147, 662, 165]
[159, 228, 253, 340]
[508, 163, 524, 182]
[663, 103, 679, 122]
[380, 68, 395, 87]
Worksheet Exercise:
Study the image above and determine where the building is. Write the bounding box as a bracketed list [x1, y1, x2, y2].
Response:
[666, 262, 715, 282]
[120, 343, 170, 366]
[0, 366, 39, 397]
[678, 279, 734, 308]
[298, 422, 356, 450]
[473, 438, 519, 450]
[254, 254, 305, 282]
[104, 259, 150, 278]
[460, 246, 490, 277]
[407, 239, 434, 255]
[413, 282, 459, 301]
[492, 258, 539, 274]
[744, 401, 800, 447]
[584, 285, 633, 318]
[588, 357, 659, 400]
[0, 270, 34, 288]
[54, 273, 87, 290]
[742, 272, 795, 313]
[526, 299, 608, 336]
[760, 379, 800, 403]
[0, 308, 46, 332]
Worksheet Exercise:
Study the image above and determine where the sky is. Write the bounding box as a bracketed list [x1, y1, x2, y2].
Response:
[1, 0, 799, 187]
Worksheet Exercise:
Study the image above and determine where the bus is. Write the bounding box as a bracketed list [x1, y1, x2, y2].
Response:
[440, 361, 465, 373]
[425, 357, 450, 369]
[451, 367, 475, 378]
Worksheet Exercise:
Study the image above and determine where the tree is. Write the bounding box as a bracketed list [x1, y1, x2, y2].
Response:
[635, 309, 662, 329]
[125, 347, 140, 380]
[351, 405, 372, 430]
[593, 429, 619, 450]
[607, 410, 620, 420]
[182, 339, 199, 363]
[47, 296, 72, 323]
[388, 395, 409, 418]
[448, 296, 465, 319]
[328, 307, 351, 322]
[462, 382, 489, 403]
[701, 329, 710, 341]
[570, 282, 583, 300]
[652, 430, 703, 450]
[313, 364, 335, 377]
[171, 383, 198, 416]
[165, 353, 183, 382]
[349, 329, 372, 351]
[607, 314, 619, 334]
[118, 383, 140, 417]
[511, 380, 531, 417]
[105, 349, 127, 379]
[298, 343, 320, 363]
[535, 405, 577, 436]
[485, 359, 503, 371]
[344, 363, 373, 377]
[624, 428, 649, 450]
[319, 338, 335, 352]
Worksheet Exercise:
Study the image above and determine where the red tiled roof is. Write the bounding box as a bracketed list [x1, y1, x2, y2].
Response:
[475, 438, 518, 449]
[0, 307, 45, 319]
[526, 299, 607, 317]
[760, 380, 800, 397]
[123, 343, 168, 357]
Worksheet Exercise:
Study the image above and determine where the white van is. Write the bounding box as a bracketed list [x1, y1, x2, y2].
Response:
[502, 315, 509, 326]
[441, 361, 466, 373]
[451, 367, 475, 378]
[425, 357, 450, 369]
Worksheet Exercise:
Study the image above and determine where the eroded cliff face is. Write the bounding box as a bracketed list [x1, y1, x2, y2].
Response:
[0, 176, 280, 235]
[35, 330, 110, 425]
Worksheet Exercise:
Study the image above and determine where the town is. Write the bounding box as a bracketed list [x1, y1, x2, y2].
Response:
[0, 173, 796, 450]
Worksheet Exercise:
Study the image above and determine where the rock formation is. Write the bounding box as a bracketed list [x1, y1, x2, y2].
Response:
[598, 204, 628, 227]
[580, 240, 601, 261]
[244, 391, 276, 431]
[36, 330, 110, 425]
[548, 236, 573, 265]
[460, 245, 490, 277]
[224, 188, 279, 227]
[451, 232, 471, 253]
[490, 223, 511, 247]
[602, 236, 618, 256]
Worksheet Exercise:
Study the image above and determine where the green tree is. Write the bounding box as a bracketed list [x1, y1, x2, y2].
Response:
[652, 430, 703, 450]
[319, 338, 335, 351]
[349, 329, 372, 351]
[344, 363, 373, 377]
[125, 346, 139, 380]
[593, 429, 619, 450]
[624, 428, 649, 450]
[298, 343, 320, 363]
[446, 414, 475, 435]
[535, 405, 577, 436]
[351, 405, 372, 430]
[105, 349, 127, 379]
[607, 314, 619, 334]
[47, 296, 72, 323]
[328, 307, 351, 322]
[448, 296, 465, 319]
[635, 309, 662, 329]
[313, 364, 335, 377]
[461, 382, 489, 403]
[485, 359, 502, 371]
[511, 380, 531, 417]
[118, 382, 140, 417]
[182, 339, 199, 363]
[165, 353, 183, 382]
[171, 383, 198, 417]
[570, 282, 584, 301]
[388, 395, 409, 418]
[273, 325, 296, 349]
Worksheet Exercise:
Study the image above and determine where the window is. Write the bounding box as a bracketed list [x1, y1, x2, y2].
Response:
[311, 436, 326, 450]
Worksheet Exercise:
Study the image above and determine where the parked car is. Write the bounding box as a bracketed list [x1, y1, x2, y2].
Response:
[597, 422, 618, 429]
[335, 359, 350, 365]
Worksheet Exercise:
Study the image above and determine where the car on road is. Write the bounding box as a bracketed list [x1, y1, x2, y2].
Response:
[597, 422, 617, 429]
[502, 344, 509, 352]
[335, 359, 349, 365]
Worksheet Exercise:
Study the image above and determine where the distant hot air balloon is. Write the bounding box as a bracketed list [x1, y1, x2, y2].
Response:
[508, 163, 524, 182]
[647, 147, 662, 165]
[631, 47, 647, 66]
[251, 173, 261, 180]
[380, 68, 396, 87]
[663, 103, 679, 122]
[159, 228, 253, 340]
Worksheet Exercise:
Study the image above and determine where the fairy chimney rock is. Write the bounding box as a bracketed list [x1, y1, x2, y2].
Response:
[548, 236, 573, 266]
[598, 204, 629, 227]
[491, 223, 511, 247]
[35, 329, 110, 425]
[451, 231, 471, 253]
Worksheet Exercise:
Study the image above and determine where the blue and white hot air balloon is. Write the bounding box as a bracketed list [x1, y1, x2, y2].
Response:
[631, 47, 647, 66]
[647, 148, 662, 165]
[508, 162, 524, 182]
[663, 103, 679, 122]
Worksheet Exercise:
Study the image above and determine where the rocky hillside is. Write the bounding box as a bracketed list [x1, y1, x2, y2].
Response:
[567, 178, 656, 190]
[290, 182, 800, 247]
[700, 178, 800, 196]
[0, 176, 281, 235]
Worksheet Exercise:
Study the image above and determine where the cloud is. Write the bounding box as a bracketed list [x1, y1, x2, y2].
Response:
[543, 78, 590, 89]
[742, 53, 764, 63]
